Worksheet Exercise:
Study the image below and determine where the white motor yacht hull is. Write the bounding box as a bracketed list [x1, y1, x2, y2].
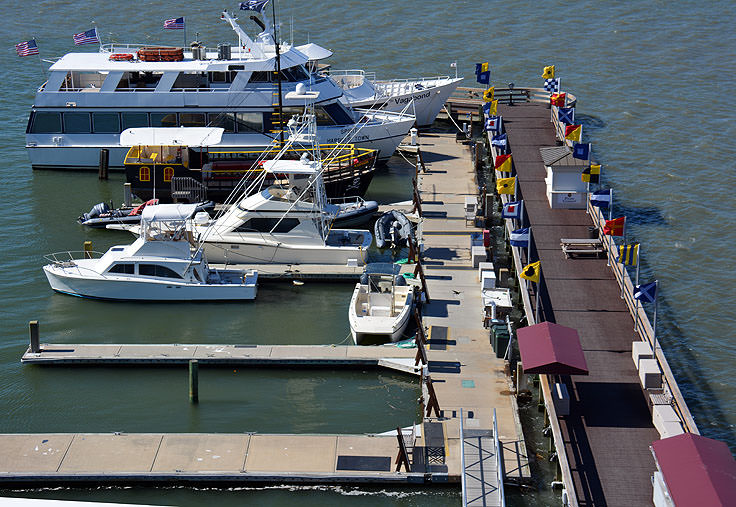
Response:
[201, 239, 368, 266]
[43, 265, 257, 301]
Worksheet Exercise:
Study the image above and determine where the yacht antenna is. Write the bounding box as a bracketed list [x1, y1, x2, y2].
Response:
[272, 0, 285, 144]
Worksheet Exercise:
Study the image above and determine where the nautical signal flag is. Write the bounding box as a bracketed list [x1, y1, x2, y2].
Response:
[484, 115, 502, 133]
[634, 281, 657, 303]
[495, 154, 512, 172]
[496, 176, 516, 195]
[550, 93, 566, 107]
[510, 227, 530, 248]
[565, 124, 582, 142]
[476, 62, 490, 85]
[485, 99, 498, 116]
[618, 244, 639, 266]
[240, 0, 269, 12]
[502, 200, 523, 219]
[483, 87, 495, 103]
[603, 216, 625, 236]
[543, 78, 560, 93]
[491, 133, 508, 152]
[572, 142, 591, 160]
[558, 107, 575, 125]
[582, 164, 601, 183]
[590, 189, 611, 209]
[15, 39, 39, 57]
[520, 261, 541, 284]
[542, 65, 555, 79]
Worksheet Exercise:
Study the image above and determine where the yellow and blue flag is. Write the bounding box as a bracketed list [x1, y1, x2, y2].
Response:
[542, 65, 555, 79]
[520, 261, 541, 283]
[475, 62, 490, 84]
[581, 163, 600, 183]
[496, 176, 516, 195]
[618, 244, 639, 266]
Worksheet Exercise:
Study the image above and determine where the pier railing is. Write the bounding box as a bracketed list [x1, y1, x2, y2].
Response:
[444, 87, 577, 122]
[587, 198, 699, 434]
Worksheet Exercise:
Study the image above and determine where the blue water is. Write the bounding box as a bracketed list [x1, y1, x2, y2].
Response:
[1, 1, 735, 505]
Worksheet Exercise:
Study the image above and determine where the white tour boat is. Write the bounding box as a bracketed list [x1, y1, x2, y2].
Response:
[25, 9, 414, 170]
[348, 263, 416, 345]
[43, 203, 258, 301]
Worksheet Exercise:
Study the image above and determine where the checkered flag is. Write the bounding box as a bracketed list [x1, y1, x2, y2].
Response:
[543, 78, 560, 93]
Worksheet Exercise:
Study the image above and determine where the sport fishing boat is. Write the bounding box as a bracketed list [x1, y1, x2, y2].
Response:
[348, 263, 416, 345]
[192, 88, 372, 266]
[120, 126, 378, 201]
[43, 203, 258, 301]
[25, 9, 414, 170]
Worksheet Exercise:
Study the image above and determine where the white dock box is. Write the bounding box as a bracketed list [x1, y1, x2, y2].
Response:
[632, 341, 654, 369]
[552, 382, 570, 416]
[471, 245, 487, 268]
[638, 358, 662, 389]
[481, 270, 497, 289]
[540, 146, 588, 209]
[478, 261, 494, 281]
[652, 405, 684, 439]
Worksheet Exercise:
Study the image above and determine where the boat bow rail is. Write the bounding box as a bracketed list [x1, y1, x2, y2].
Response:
[43, 250, 105, 264]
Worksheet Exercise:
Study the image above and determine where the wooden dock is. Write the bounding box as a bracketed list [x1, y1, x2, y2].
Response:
[495, 101, 685, 506]
[21, 343, 419, 375]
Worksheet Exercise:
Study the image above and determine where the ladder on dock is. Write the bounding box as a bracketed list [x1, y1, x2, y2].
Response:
[461, 409, 505, 507]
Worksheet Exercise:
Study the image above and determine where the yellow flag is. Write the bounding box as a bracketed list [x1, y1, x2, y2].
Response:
[542, 65, 555, 79]
[496, 176, 516, 194]
[483, 86, 495, 103]
[480, 62, 489, 73]
[520, 261, 541, 284]
[486, 99, 498, 115]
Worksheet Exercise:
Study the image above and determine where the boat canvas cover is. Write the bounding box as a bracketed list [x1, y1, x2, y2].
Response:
[120, 127, 224, 147]
[141, 203, 199, 222]
[295, 43, 333, 61]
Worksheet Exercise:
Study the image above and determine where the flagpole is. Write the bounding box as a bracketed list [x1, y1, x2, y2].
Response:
[609, 189, 613, 222]
[184, 19, 187, 48]
[652, 280, 659, 354]
[535, 282, 540, 323]
[634, 247, 641, 333]
[620, 222, 627, 298]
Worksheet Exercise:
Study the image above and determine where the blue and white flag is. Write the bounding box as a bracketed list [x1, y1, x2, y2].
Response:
[572, 142, 591, 160]
[15, 39, 39, 57]
[240, 0, 269, 12]
[491, 133, 508, 152]
[73, 28, 99, 45]
[558, 107, 575, 125]
[543, 78, 560, 93]
[590, 189, 611, 209]
[510, 227, 530, 248]
[634, 281, 657, 303]
[502, 200, 523, 219]
[484, 115, 502, 133]
[163, 17, 185, 30]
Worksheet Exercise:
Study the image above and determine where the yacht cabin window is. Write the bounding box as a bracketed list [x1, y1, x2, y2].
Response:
[207, 113, 235, 133]
[61, 71, 106, 90]
[139, 264, 183, 279]
[235, 112, 264, 133]
[92, 113, 120, 133]
[63, 112, 91, 133]
[180, 113, 206, 127]
[121, 112, 149, 130]
[150, 113, 178, 128]
[107, 263, 135, 274]
[172, 72, 207, 89]
[234, 218, 300, 234]
[29, 112, 62, 133]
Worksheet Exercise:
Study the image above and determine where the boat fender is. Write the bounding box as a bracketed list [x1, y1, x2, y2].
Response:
[394, 275, 407, 286]
[360, 273, 368, 285]
[109, 53, 134, 62]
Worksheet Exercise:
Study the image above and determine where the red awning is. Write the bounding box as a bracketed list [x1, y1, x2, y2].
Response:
[517, 322, 588, 375]
[652, 433, 736, 506]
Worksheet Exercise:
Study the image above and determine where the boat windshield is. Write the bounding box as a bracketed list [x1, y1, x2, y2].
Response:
[364, 263, 400, 276]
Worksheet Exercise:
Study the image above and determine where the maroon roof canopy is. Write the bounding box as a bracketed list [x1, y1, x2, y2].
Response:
[517, 322, 588, 375]
[652, 433, 736, 506]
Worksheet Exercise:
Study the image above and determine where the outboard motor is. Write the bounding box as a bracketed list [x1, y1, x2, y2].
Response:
[80, 202, 109, 222]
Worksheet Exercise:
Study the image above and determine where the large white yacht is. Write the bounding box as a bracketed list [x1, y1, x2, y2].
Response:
[25, 10, 414, 170]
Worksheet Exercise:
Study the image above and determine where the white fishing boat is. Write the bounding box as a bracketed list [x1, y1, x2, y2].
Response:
[192, 86, 372, 266]
[25, 9, 414, 170]
[43, 203, 258, 301]
[349, 263, 416, 345]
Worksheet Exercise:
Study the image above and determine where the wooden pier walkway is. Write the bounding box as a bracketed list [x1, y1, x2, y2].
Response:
[499, 101, 660, 506]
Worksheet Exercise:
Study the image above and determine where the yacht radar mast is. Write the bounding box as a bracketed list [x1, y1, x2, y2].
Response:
[220, 10, 265, 59]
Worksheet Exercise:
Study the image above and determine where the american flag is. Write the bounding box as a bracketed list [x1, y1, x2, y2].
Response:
[15, 39, 39, 57]
[73, 28, 99, 45]
[163, 17, 185, 30]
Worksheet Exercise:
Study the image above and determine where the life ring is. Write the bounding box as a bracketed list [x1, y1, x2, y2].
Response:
[109, 53, 134, 62]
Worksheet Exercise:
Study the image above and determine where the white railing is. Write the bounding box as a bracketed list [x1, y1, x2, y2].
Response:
[460, 407, 468, 506]
[44, 251, 104, 264]
[493, 408, 506, 506]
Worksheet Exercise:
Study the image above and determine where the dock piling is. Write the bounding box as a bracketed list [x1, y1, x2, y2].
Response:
[123, 183, 132, 207]
[189, 360, 199, 403]
[98, 149, 109, 180]
[29, 321, 39, 353]
[83, 241, 93, 259]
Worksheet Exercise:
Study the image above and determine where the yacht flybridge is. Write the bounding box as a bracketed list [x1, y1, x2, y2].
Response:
[25, 9, 414, 170]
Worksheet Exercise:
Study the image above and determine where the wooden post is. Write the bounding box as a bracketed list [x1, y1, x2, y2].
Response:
[98, 148, 109, 180]
[29, 321, 40, 353]
[417, 148, 426, 173]
[189, 359, 199, 403]
[123, 183, 132, 207]
[394, 426, 411, 472]
[413, 260, 430, 302]
[413, 309, 428, 366]
[83, 241, 93, 259]
[425, 376, 442, 418]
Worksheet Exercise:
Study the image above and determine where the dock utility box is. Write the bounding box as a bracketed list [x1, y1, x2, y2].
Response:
[540, 146, 588, 209]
